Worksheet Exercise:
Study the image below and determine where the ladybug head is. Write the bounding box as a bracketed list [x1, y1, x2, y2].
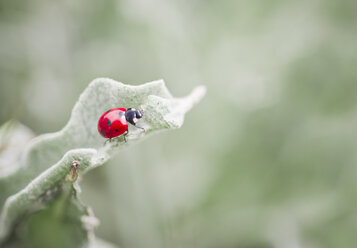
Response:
[125, 108, 143, 126]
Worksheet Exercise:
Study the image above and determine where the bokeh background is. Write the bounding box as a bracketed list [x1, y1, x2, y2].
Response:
[1, 0, 357, 247]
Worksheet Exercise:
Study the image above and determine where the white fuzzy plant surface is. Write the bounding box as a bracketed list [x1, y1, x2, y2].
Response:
[0, 78, 206, 247]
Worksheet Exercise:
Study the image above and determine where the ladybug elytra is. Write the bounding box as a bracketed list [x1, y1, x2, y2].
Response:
[97, 108, 144, 142]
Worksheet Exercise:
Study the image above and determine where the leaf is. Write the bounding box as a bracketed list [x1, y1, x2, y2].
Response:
[0, 120, 35, 178]
[0, 78, 206, 245]
[4, 181, 92, 248]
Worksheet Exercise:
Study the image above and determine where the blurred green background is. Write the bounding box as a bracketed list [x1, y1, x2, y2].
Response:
[1, 0, 357, 247]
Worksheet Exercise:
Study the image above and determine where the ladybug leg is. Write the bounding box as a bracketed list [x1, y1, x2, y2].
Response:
[133, 125, 145, 132]
[104, 138, 112, 146]
[123, 130, 128, 142]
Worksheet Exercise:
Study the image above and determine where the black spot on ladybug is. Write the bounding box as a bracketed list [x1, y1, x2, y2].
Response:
[119, 111, 124, 117]
[106, 109, 111, 113]
[100, 130, 106, 136]
[116, 129, 119, 132]
[107, 119, 111, 126]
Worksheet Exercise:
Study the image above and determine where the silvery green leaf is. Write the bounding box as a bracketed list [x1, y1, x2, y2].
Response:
[0, 78, 205, 245]
[0, 120, 34, 178]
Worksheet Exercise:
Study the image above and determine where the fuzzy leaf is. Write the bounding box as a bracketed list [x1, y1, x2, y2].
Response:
[0, 120, 35, 178]
[0, 78, 206, 244]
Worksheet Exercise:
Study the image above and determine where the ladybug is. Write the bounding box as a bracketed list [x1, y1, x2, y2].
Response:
[97, 108, 144, 142]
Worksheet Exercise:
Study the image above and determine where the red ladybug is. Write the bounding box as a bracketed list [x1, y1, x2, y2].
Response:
[97, 108, 144, 142]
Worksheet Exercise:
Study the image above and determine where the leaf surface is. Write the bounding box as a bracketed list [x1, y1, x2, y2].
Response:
[0, 78, 206, 245]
